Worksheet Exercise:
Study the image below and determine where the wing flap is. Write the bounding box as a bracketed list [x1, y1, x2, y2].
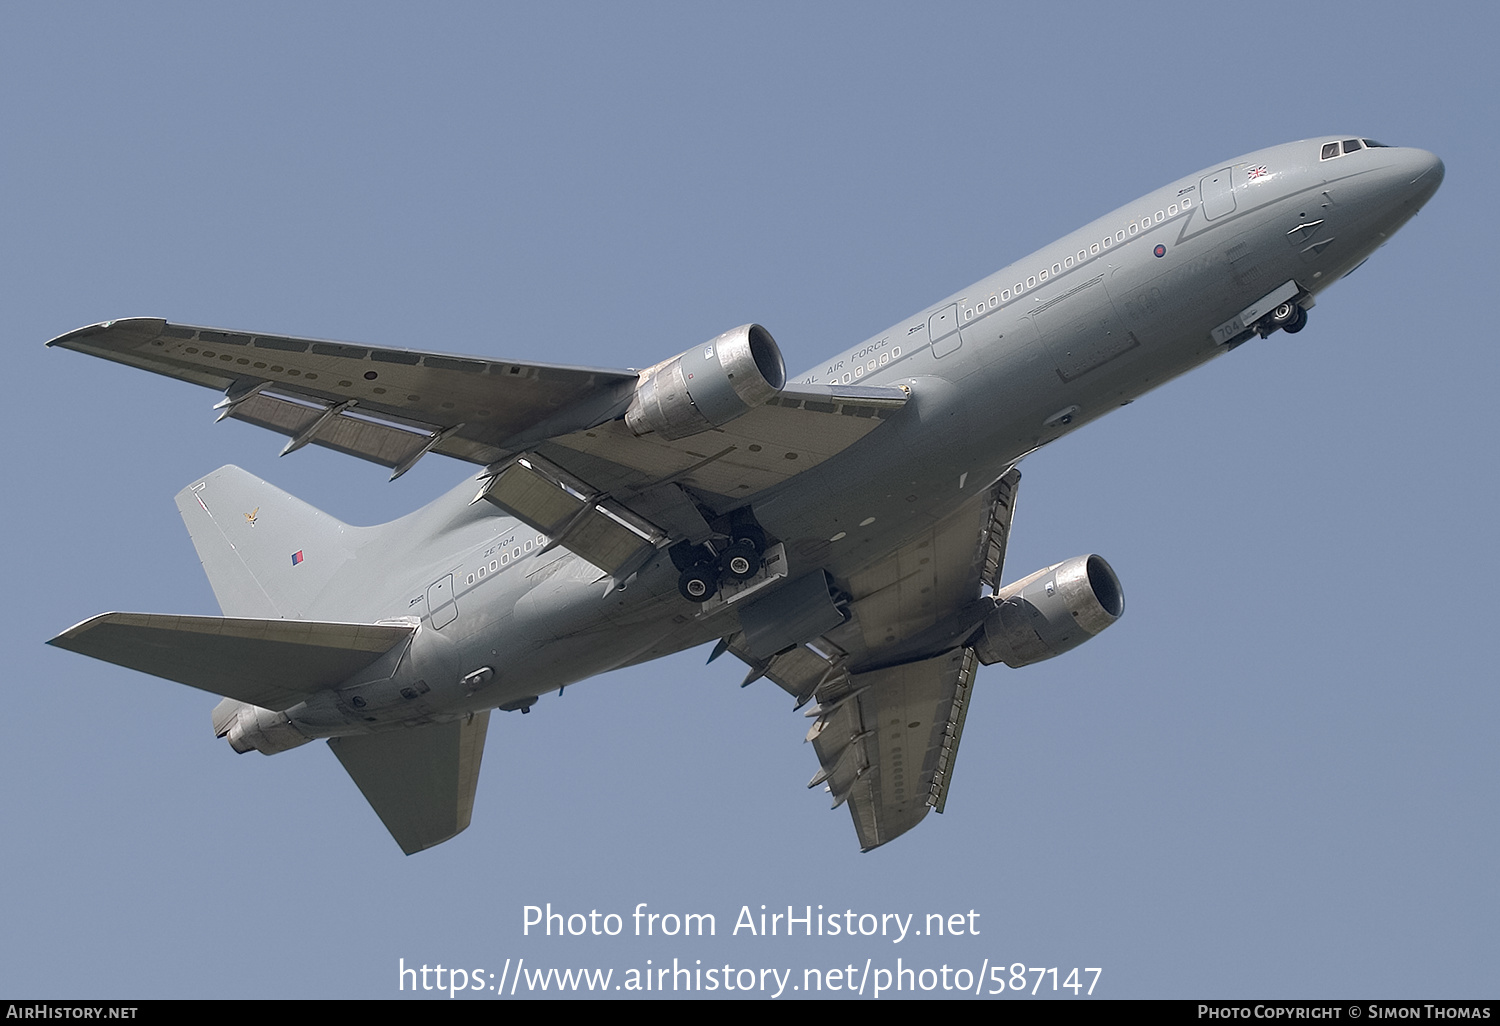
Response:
[47, 612, 415, 710]
[474, 453, 666, 577]
[226, 389, 446, 473]
[47, 318, 638, 472]
[329, 712, 490, 855]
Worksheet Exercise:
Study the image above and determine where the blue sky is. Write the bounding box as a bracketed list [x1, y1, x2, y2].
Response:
[3, 2, 1495, 999]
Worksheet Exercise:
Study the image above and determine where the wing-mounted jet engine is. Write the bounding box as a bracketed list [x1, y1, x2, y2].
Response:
[624, 324, 786, 439]
[974, 555, 1125, 668]
[476, 324, 797, 587]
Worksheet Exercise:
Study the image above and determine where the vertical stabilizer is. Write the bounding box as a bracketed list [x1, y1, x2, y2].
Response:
[175, 466, 357, 618]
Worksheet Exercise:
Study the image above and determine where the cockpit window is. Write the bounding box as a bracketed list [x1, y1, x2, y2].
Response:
[1323, 138, 1390, 161]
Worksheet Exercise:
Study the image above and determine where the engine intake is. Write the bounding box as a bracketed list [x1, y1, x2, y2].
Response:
[975, 554, 1124, 668]
[625, 324, 785, 440]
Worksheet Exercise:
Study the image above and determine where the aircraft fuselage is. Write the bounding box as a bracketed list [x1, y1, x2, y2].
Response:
[227, 138, 1445, 741]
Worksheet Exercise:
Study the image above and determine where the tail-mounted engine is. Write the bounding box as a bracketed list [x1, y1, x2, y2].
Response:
[625, 324, 786, 440]
[975, 554, 1124, 668]
[213, 698, 312, 755]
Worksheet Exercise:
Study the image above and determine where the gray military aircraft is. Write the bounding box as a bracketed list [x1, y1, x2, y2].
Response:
[48, 137, 1443, 854]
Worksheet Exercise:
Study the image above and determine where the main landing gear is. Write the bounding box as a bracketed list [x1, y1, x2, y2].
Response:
[671, 524, 770, 603]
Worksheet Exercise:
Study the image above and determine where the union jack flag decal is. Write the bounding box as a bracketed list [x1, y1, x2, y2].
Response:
[1247, 164, 1269, 180]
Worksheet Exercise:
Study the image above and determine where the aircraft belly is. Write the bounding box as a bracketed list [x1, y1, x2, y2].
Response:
[450, 565, 700, 707]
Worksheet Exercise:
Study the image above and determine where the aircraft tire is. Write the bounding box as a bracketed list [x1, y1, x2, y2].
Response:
[721, 541, 762, 582]
[679, 564, 719, 603]
[1282, 306, 1308, 333]
[732, 525, 767, 553]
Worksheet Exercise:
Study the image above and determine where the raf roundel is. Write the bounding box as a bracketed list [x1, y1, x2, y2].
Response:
[1154, 244, 1167, 258]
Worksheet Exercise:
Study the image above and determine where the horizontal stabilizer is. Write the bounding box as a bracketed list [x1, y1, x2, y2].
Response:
[48, 612, 415, 710]
[329, 712, 490, 855]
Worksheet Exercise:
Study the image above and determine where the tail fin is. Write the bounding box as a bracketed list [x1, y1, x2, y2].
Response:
[176, 466, 356, 618]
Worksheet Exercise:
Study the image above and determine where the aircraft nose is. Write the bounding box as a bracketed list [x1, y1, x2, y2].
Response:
[1395, 147, 1444, 208]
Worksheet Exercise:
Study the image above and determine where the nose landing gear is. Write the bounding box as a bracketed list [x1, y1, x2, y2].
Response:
[1268, 301, 1309, 336]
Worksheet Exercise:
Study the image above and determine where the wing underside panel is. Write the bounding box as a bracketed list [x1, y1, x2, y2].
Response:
[541, 391, 899, 501]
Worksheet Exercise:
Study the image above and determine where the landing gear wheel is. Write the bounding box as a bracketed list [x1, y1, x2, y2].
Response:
[1271, 301, 1298, 325]
[720, 541, 762, 582]
[678, 564, 719, 603]
[669, 541, 706, 572]
[731, 525, 767, 553]
[1282, 305, 1308, 334]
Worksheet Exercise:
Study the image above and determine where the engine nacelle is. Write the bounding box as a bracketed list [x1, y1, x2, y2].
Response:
[212, 698, 312, 756]
[974, 554, 1124, 668]
[625, 324, 786, 440]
